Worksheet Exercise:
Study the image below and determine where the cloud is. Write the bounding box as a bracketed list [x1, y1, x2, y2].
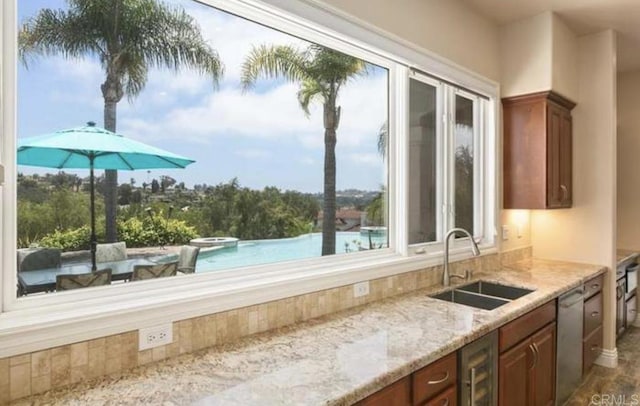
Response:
[119, 74, 387, 151]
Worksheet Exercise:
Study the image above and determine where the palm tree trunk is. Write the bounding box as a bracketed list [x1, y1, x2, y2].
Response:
[102, 76, 120, 243]
[321, 98, 338, 256]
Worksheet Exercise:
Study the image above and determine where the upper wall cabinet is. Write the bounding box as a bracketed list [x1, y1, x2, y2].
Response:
[503, 91, 576, 209]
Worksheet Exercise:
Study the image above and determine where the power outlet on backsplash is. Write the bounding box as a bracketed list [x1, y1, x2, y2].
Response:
[139, 323, 173, 350]
[353, 281, 370, 298]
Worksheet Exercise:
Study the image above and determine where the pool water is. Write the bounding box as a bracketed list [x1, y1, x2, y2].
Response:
[196, 232, 387, 272]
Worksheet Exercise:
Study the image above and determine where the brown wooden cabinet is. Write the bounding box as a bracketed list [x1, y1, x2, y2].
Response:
[355, 352, 456, 406]
[583, 275, 604, 376]
[356, 376, 411, 406]
[412, 352, 456, 405]
[503, 91, 576, 209]
[498, 301, 557, 406]
[627, 295, 637, 327]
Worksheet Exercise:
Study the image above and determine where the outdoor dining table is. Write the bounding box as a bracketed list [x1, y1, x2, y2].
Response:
[17, 257, 158, 295]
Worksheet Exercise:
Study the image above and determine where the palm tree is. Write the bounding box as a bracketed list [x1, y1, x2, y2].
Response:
[241, 44, 368, 255]
[19, 0, 223, 242]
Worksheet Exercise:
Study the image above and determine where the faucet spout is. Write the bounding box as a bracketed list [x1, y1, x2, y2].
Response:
[443, 228, 480, 287]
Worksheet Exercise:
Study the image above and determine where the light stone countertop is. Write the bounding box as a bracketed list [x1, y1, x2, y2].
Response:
[616, 249, 639, 268]
[14, 258, 606, 406]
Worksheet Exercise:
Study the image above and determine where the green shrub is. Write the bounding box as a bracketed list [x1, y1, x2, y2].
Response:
[117, 214, 198, 248]
[39, 226, 92, 251]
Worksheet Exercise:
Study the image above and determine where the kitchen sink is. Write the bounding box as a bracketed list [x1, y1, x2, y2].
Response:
[431, 289, 510, 310]
[430, 280, 534, 310]
[457, 280, 534, 300]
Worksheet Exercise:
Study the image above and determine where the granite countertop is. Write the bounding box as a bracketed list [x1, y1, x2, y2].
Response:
[616, 249, 639, 268]
[15, 258, 605, 406]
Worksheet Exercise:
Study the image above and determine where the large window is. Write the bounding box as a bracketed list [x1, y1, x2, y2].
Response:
[1, 0, 496, 328]
[13, 0, 390, 298]
[408, 73, 487, 252]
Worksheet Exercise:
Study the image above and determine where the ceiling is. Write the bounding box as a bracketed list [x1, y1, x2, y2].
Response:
[462, 0, 640, 72]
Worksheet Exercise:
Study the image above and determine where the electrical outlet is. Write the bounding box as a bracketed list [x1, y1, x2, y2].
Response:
[139, 323, 173, 350]
[502, 225, 510, 241]
[354, 281, 370, 298]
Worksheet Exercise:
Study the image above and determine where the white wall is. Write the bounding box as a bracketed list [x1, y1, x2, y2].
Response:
[617, 70, 640, 250]
[500, 12, 552, 97]
[551, 14, 579, 101]
[311, 0, 500, 81]
[531, 30, 617, 352]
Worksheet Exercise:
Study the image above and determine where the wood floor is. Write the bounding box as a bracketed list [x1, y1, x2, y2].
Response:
[565, 326, 640, 405]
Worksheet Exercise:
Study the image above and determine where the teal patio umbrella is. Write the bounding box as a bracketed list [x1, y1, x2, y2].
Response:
[17, 122, 195, 270]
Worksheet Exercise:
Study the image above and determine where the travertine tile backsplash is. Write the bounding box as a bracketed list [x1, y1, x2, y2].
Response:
[0, 246, 531, 403]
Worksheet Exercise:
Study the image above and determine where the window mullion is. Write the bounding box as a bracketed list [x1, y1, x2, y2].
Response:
[392, 65, 408, 256]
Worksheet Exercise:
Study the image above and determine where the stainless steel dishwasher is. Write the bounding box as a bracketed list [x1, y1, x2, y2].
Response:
[556, 286, 584, 405]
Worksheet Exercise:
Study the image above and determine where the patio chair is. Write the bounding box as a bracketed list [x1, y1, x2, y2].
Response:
[177, 245, 200, 274]
[17, 248, 61, 272]
[96, 242, 127, 263]
[56, 268, 112, 291]
[131, 262, 178, 281]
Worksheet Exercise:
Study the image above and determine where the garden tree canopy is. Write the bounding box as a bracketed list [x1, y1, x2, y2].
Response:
[19, 0, 224, 242]
[241, 43, 369, 255]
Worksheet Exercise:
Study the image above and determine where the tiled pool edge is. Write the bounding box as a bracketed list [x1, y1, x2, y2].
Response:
[0, 246, 531, 404]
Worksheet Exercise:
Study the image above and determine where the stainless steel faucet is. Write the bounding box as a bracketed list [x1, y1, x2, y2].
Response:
[443, 227, 481, 286]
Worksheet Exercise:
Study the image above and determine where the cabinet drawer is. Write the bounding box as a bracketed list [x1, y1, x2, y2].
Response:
[584, 275, 603, 299]
[356, 376, 411, 406]
[499, 300, 556, 352]
[584, 292, 603, 338]
[423, 384, 456, 406]
[627, 295, 637, 328]
[583, 326, 603, 376]
[412, 352, 457, 405]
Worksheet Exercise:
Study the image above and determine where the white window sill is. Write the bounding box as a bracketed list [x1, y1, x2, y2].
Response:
[0, 246, 495, 358]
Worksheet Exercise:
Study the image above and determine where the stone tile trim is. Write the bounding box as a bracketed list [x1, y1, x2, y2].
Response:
[0, 247, 531, 403]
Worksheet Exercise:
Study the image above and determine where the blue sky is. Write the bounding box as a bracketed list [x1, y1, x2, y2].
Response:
[17, 0, 388, 193]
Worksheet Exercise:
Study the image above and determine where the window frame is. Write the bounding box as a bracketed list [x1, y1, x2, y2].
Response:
[0, 0, 499, 358]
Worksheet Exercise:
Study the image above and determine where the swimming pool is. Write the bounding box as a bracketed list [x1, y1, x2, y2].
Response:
[196, 231, 388, 272]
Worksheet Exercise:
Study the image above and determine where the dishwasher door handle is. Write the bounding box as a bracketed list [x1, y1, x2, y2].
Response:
[560, 289, 584, 307]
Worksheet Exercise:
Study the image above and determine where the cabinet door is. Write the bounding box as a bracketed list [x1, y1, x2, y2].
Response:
[530, 323, 556, 406]
[499, 338, 532, 406]
[626, 295, 637, 328]
[423, 385, 456, 406]
[559, 110, 572, 207]
[546, 104, 563, 208]
[356, 377, 411, 406]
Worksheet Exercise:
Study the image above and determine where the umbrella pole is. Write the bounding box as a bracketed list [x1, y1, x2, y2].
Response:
[90, 156, 97, 271]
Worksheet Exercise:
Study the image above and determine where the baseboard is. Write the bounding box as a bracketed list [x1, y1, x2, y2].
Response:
[594, 347, 618, 368]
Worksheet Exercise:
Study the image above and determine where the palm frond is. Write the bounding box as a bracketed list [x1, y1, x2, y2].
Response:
[297, 79, 326, 116]
[19, 8, 106, 65]
[377, 121, 388, 159]
[119, 0, 224, 89]
[307, 44, 369, 86]
[240, 44, 312, 91]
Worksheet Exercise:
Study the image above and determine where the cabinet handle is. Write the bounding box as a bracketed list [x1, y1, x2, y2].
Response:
[560, 184, 568, 202]
[591, 311, 600, 317]
[592, 283, 600, 289]
[591, 344, 599, 352]
[631, 309, 637, 313]
[528, 344, 537, 370]
[441, 399, 449, 406]
[469, 367, 477, 406]
[427, 371, 449, 385]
